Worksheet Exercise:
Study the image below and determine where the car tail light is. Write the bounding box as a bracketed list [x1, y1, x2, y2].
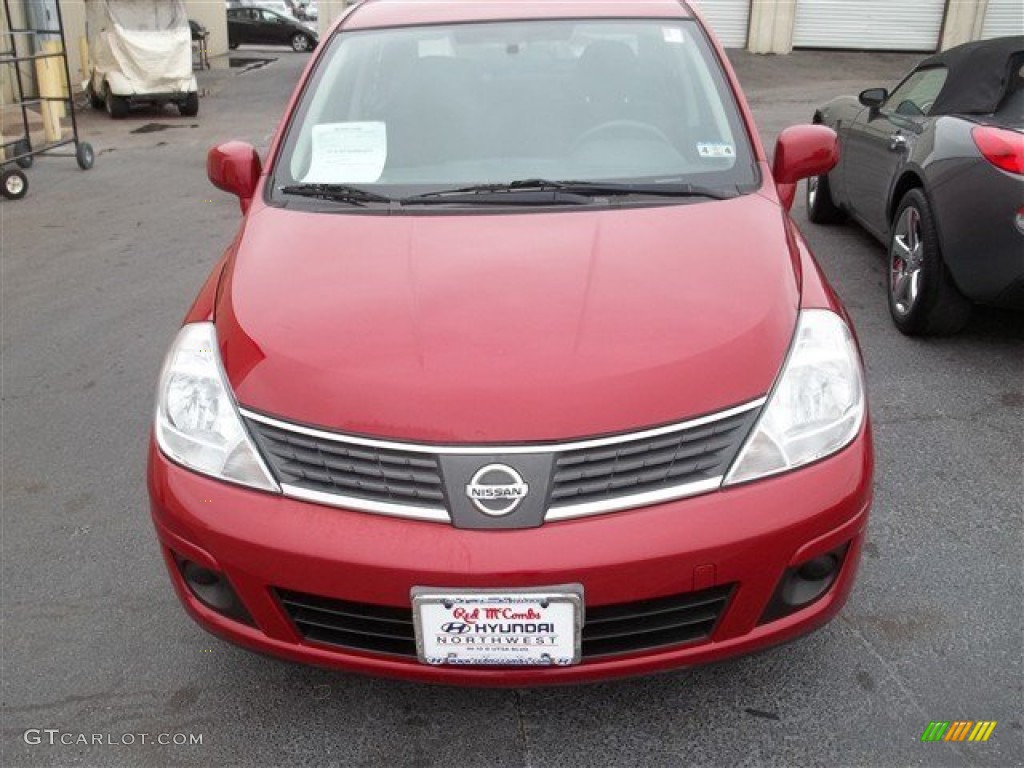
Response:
[972, 126, 1024, 175]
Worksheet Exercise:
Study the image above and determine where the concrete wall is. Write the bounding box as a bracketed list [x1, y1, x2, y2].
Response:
[184, 0, 229, 58]
[63, 2, 86, 86]
[318, 0, 351, 39]
[939, 0, 989, 50]
[748, 0, 797, 54]
[1, 1, 32, 103]
[0, 2, 79, 102]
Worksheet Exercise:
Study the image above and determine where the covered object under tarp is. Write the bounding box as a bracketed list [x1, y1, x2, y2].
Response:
[85, 0, 196, 101]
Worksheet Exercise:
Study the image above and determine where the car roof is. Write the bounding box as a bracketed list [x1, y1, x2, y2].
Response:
[917, 35, 1024, 115]
[343, 0, 694, 30]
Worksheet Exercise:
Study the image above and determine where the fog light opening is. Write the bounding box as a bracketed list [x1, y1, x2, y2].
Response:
[760, 543, 849, 624]
[183, 561, 220, 587]
[175, 556, 254, 626]
[796, 553, 839, 582]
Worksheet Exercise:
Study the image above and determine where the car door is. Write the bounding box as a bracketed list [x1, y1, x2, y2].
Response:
[226, 9, 245, 45]
[245, 9, 270, 44]
[259, 10, 293, 45]
[842, 67, 948, 235]
[230, 8, 261, 45]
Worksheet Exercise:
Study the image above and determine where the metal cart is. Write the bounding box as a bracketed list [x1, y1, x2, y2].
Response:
[1, 0, 94, 200]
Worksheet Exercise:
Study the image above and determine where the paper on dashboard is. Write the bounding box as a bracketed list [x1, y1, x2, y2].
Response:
[304, 122, 387, 184]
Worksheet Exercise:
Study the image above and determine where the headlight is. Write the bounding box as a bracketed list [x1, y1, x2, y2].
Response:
[725, 310, 865, 485]
[155, 323, 279, 492]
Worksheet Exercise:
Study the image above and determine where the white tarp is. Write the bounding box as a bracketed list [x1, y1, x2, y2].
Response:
[86, 0, 193, 93]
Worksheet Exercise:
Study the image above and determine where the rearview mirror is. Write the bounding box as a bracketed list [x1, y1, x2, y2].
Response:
[207, 142, 261, 213]
[772, 125, 839, 211]
[858, 88, 888, 109]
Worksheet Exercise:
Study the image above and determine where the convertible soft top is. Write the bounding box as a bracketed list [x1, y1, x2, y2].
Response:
[921, 35, 1024, 115]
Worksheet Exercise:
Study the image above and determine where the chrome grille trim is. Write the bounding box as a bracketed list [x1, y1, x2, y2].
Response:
[240, 398, 764, 455]
[546, 476, 724, 521]
[280, 484, 450, 523]
[241, 397, 764, 523]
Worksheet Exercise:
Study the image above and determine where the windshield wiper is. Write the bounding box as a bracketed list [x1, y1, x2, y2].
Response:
[402, 179, 736, 203]
[278, 183, 394, 206]
[279, 179, 736, 208]
[555, 180, 737, 200]
[401, 179, 593, 205]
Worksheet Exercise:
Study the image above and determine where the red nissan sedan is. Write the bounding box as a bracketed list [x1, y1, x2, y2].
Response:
[148, 0, 873, 685]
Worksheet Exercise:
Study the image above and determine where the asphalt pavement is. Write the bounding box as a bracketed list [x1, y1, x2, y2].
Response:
[2, 48, 1022, 768]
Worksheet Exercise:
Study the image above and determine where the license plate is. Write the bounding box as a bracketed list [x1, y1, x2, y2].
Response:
[411, 585, 583, 666]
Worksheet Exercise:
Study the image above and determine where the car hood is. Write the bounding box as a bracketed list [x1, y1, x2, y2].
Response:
[217, 196, 800, 442]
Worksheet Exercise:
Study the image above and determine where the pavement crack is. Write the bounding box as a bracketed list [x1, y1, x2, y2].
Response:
[513, 689, 533, 768]
[839, 614, 925, 714]
[838, 614, 971, 762]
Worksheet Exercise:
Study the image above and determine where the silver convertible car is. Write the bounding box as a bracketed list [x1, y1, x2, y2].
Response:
[810, 36, 1023, 335]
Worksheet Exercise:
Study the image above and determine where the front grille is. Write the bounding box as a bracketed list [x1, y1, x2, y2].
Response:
[243, 399, 761, 522]
[276, 584, 733, 660]
[549, 410, 755, 508]
[583, 584, 733, 657]
[246, 418, 446, 510]
[278, 590, 418, 657]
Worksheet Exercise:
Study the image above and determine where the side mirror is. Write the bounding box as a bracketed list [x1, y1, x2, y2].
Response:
[207, 141, 261, 213]
[858, 88, 888, 109]
[772, 125, 839, 210]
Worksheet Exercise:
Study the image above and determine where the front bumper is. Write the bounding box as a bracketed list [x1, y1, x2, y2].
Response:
[147, 425, 873, 686]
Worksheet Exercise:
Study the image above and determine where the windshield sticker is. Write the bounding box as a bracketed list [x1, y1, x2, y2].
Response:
[304, 122, 387, 184]
[662, 27, 685, 44]
[418, 38, 455, 57]
[697, 142, 735, 159]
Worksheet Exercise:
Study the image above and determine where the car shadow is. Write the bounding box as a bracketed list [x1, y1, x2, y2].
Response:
[958, 305, 1024, 341]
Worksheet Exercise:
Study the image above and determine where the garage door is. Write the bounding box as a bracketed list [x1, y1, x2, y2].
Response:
[793, 0, 945, 52]
[689, 0, 750, 49]
[981, 0, 1024, 40]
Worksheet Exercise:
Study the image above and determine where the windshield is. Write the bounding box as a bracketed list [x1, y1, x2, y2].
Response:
[271, 18, 758, 204]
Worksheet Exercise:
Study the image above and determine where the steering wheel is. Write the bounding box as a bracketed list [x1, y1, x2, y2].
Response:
[571, 120, 674, 152]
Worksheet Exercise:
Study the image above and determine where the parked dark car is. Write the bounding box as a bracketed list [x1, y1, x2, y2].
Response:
[227, 6, 318, 52]
[810, 36, 1024, 335]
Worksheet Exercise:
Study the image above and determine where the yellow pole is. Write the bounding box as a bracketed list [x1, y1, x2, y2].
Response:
[47, 40, 66, 121]
[34, 39, 65, 142]
[79, 36, 91, 87]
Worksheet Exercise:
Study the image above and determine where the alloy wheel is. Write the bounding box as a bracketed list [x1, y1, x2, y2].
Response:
[890, 206, 924, 316]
